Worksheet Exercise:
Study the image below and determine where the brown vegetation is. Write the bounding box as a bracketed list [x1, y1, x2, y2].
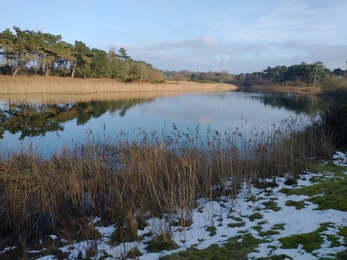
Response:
[0, 75, 237, 95]
[248, 84, 322, 96]
[0, 116, 334, 258]
[0, 90, 223, 105]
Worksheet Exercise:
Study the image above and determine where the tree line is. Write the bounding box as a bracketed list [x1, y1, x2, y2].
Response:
[1, 26, 345, 88]
[0, 26, 164, 82]
[162, 62, 346, 89]
[241, 62, 346, 87]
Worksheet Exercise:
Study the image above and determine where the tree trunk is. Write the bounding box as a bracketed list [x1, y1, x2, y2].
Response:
[5, 65, 11, 75]
[45, 63, 51, 76]
[71, 62, 76, 78]
[11, 67, 21, 77]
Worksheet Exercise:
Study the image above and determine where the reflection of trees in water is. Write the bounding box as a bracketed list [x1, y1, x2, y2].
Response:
[0, 99, 152, 139]
[240, 89, 324, 115]
[260, 95, 320, 115]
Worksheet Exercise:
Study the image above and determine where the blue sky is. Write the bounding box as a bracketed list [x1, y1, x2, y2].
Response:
[1, 0, 346, 73]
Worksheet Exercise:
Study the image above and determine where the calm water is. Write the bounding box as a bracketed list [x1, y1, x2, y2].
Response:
[0, 89, 322, 157]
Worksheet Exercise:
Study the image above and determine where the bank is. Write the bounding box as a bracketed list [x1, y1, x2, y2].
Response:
[0, 76, 237, 95]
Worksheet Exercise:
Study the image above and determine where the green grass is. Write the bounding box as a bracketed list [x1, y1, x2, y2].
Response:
[272, 223, 285, 230]
[160, 243, 248, 260]
[227, 216, 243, 222]
[145, 234, 179, 252]
[227, 214, 246, 229]
[252, 225, 282, 237]
[206, 226, 217, 236]
[257, 220, 268, 225]
[326, 234, 341, 247]
[308, 162, 347, 179]
[256, 255, 293, 260]
[228, 222, 246, 228]
[249, 212, 263, 222]
[339, 226, 347, 245]
[285, 199, 307, 209]
[259, 229, 280, 237]
[335, 250, 347, 259]
[262, 200, 282, 212]
[252, 225, 262, 232]
[160, 234, 267, 260]
[278, 223, 334, 253]
[279, 163, 347, 211]
[126, 247, 143, 258]
[279, 231, 322, 253]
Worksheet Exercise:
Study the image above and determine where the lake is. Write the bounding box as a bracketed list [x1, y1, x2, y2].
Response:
[0, 88, 322, 158]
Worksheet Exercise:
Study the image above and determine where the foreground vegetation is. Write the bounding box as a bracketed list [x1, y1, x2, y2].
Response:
[160, 151, 347, 259]
[0, 86, 346, 259]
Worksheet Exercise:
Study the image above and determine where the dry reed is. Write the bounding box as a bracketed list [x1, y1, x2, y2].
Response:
[249, 84, 322, 97]
[0, 76, 237, 95]
[0, 89, 227, 105]
[0, 117, 333, 259]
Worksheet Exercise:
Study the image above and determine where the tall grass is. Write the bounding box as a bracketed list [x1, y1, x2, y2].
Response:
[0, 76, 237, 94]
[321, 75, 347, 93]
[0, 116, 334, 258]
[320, 87, 347, 149]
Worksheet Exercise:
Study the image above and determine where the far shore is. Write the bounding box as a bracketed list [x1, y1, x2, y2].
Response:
[0, 75, 237, 95]
[244, 84, 322, 96]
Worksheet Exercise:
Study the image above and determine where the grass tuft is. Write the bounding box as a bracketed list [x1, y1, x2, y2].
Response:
[262, 200, 282, 212]
[249, 213, 263, 222]
[285, 200, 307, 210]
[206, 226, 217, 236]
[278, 223, 333, 253]
[145, 234, 179, 252]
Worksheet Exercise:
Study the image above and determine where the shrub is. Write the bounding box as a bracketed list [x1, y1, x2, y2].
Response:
[321, 75, 347, 93]
[320, 87, 347, 149]
[145, 234, 179, 252]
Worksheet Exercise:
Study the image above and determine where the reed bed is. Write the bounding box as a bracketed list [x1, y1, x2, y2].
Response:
[249, 84, 322, 97]
[0, 76, 237, 94]
[0, 117, 334, 258]
[0, 88, 228, 106]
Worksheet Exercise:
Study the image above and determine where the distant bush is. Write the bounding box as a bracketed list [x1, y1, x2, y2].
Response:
[320, 87, 347, 149]
[321, 75, 347, 93]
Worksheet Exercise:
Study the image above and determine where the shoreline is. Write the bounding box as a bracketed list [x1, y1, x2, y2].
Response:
[244, 84, 322, 96]
[0, 75, 237, 95]
[0, 88, 235, 104]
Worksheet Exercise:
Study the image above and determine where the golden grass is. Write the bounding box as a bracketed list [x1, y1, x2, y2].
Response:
[0, 75, 237, 95]
[249, 84, 322, 97]
[0, 89, 226, 105]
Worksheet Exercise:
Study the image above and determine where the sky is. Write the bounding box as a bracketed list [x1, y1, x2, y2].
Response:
[1, 0, 346, 74]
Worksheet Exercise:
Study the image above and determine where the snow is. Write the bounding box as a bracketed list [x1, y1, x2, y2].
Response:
[33, 151, 347, 259]
[333, 151, 347, 167]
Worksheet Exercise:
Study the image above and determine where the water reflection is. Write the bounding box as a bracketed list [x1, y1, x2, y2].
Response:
[238, 88, 324, 116]
[0, 99, 152, 139]
[0, 90, 323, 156]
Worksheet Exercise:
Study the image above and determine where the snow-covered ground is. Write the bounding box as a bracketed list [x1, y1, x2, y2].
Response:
[5, 152, 346, 260]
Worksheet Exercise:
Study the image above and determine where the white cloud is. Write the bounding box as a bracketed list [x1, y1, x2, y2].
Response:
[106, 1, 346, 73]
[203, 1, 347, 45]
[112, 37, 346, 73]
